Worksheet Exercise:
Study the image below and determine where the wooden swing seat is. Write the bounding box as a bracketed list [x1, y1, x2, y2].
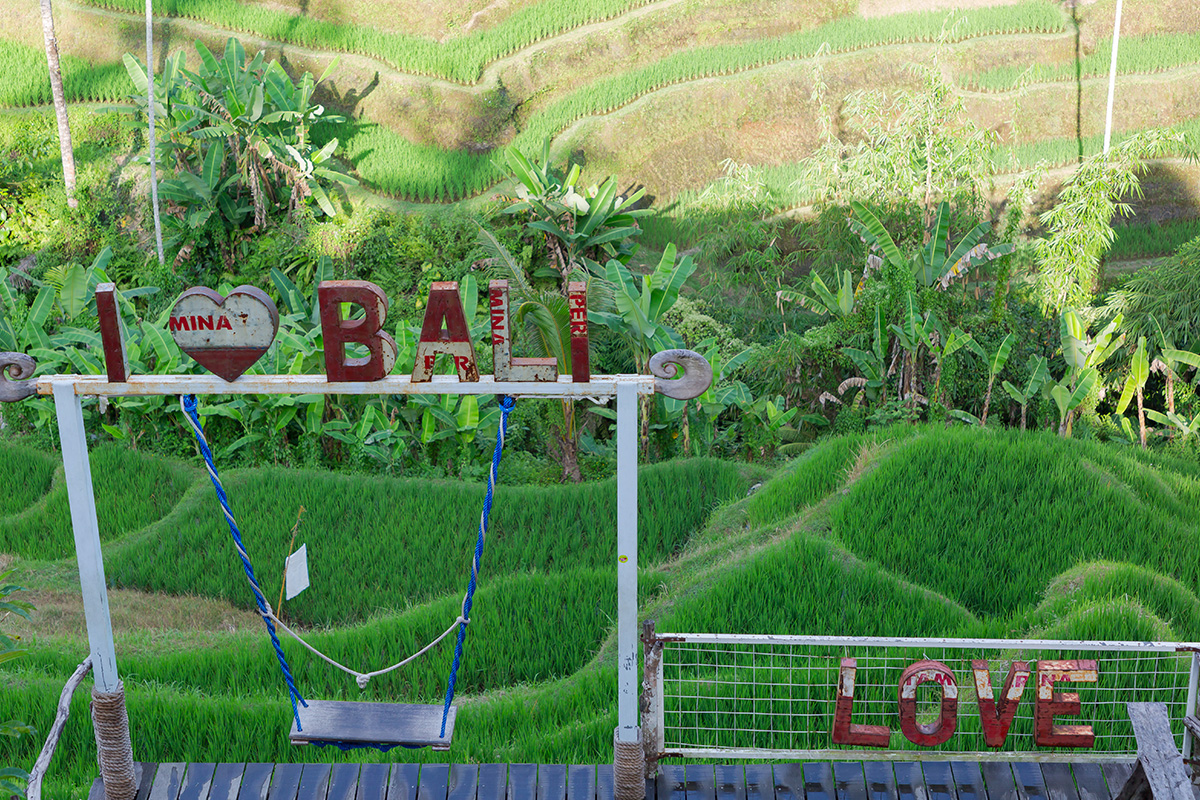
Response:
[289, 700, 456, 750]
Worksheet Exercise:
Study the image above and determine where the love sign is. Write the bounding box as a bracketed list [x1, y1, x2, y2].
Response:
[168, 286, 279, 381]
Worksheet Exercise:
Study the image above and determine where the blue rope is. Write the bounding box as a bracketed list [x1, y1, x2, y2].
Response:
[441, 395, 516, 737]
[181, 395, 307, 732]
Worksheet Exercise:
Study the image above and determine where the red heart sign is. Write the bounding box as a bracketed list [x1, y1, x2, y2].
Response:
[168, 286, 279, 381]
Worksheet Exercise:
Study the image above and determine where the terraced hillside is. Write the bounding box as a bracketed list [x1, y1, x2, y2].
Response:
[1, 0, 1198, 205]
[3, 428, 1200, 798]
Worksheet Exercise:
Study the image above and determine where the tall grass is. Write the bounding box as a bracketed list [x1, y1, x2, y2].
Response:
[103, 458, 748, 625]
[0, 446, 193, 560]
[831, 428, 1200, 617]
[22, 568, 665, 702]
[0, 443, 57, 516]
[963, 32, 1200, 92]
[1110, 218, 1200, 261]
[0, 41, 129, 108]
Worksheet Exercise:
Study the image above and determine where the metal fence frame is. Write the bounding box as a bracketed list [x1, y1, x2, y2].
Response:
[643, 630, 1200, 764]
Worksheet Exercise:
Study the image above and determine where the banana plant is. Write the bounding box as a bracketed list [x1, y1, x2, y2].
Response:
[776, 269, 856, 318]
[841, 305, 889, 406]
[1145, 408, 1200, 442]
[1055, 310, 1125, 436]
[1051, 368, 1099, 436]
[590, 244, 696, 374]
[659, 337, 753, 456]
[849, 200, 1014, 291]
[924, 313, 975, 407]
[1001, 355, 1050, 430]
[500, 140, 648, 290]
[1116, 336, 1150, 447]
[964, 332, 1016, 426]
[1149, 316, 1200, 416]
[888, 291, 931, 405]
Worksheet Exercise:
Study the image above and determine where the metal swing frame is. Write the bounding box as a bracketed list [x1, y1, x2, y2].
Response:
[2, 354, 710, 799]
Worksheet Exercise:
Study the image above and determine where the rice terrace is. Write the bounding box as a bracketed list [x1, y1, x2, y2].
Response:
[2, 0, 1200, 796]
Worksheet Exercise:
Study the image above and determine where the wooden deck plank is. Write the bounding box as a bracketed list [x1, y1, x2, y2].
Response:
[1070, 765, 1110, 800]
[981, 762, 1018, 800]
[1039, 764, 1078, 800]
[805, 761, 837, 800]
[447, 764, 478, 800]
[506, 765, 536, 800]
[657, 765, 686, 800]
[772, 763, 805, 800]
[179, 764, 217, 800]
[297, 764, 331, 800]
[894, 762, 929, 800]
[237, 764, 275, 800]
[149, 763, 188, 800]
[325, 765, 359, 800]
[477, 764, 507, 800]
[1099, 765, 1134, 799]
[949, 762, 984, 800]
[267, 764, 304, 800]
[835, 762, 868, 800]
[686, 764, 715, 800]
[742, 765, 772, 800]
[715, 764, 746, 800]
[538, 765, 567, 800]
[209, 764, 246, 800]
[417, 764, 449, 800]
[1012, 763, 1048, 800]
[568, 765, 595, 800]
[922, 762, 956, 800]
[865, 762, 898, 800]
[357, 764, 390, 800]
[594, 765, 614, 800]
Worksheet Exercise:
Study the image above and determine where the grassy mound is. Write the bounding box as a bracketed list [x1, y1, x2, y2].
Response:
[105, 458, 751, 625]
[0, 446, 194, 560]
[0, 442, 57, 517]
[831, 428, 1200, 618]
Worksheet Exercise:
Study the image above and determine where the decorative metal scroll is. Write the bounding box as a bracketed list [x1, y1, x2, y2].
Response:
[650, 349, 713, 400]
[0, 352, 36, 402]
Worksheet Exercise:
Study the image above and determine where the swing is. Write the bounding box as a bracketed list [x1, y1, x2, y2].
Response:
[180, 393, 516, 752]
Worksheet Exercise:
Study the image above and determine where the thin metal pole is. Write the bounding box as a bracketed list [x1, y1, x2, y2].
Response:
[616, 381, 639, 741]
[1102, 0, 1123, 155]
[1186, 652, 1199, 758]
[52, 382, 121, 691]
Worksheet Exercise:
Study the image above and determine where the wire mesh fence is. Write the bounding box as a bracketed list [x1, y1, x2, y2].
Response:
[646, 633, 1200, 761]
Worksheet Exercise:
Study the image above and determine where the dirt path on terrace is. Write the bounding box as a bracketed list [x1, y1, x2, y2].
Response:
[859, 0, 1035, 18]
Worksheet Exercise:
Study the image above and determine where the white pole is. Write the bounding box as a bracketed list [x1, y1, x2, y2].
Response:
[145, 0, 163, 265]
[1102, 0, 1123, 155]
[1186, 652, 1199, 759]
[52, 382, 121, 691]
[616, 381, 639, 741]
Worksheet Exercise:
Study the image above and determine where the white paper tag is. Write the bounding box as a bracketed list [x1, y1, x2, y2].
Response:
[285, 543, 310, 600]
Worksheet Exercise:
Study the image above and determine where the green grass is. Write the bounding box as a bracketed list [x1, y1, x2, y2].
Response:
[103, 458, 750, 625]
[831, 428, 1200, 618]
[1110, 218, 1200, 261]
[0, 442, 57, 516]
[0, 445, 194, 560]
[963, 32, 1200, 92]
[0, 40, 130, 108]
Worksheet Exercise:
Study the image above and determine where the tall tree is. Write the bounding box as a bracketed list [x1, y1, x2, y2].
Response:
[39, 0, 77, 208]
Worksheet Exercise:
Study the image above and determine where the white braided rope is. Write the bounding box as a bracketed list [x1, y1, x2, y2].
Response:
[182, 395, 470, 690]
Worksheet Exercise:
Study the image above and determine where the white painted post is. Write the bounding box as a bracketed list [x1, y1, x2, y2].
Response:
[52, 382, 120, 691]
[616, 380, 639, 741]
[1102, 0, 1124, 155]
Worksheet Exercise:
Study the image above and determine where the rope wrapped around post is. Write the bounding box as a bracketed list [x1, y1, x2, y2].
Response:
[440, 395, 516, 737]
[614, 728, 645, 800]
[90, 682, 137, 800]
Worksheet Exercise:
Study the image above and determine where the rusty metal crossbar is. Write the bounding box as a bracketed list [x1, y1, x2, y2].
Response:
[644, 632, 1200, 764]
